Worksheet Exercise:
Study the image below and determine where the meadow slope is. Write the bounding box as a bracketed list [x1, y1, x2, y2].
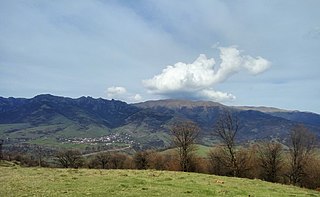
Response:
[0, 164, 319, 197]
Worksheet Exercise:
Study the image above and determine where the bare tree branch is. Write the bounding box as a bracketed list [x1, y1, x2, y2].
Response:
[288, 124, 317, 186]
[171, 121, 199, 172]
[257, 141, 283, 182]
[213, 111, 241, 176]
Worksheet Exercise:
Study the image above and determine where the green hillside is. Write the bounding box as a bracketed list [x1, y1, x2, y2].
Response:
[2, 95, 320, 153]
[161, 144, 212, 157]
[0, 164, 318, 196]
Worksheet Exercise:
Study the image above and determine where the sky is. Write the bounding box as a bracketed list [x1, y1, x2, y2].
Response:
[0, 0, 319, 113]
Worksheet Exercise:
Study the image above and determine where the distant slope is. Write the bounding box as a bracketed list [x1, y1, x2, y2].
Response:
[233, 105, 291, 113]
[269, 111, 320, 127]
[233, 105, 320, 127]
[0, 94, 140, 128]
[0, 95, 146, 151]
[1, 166, 319, 197]
[135, 100, 320, 141]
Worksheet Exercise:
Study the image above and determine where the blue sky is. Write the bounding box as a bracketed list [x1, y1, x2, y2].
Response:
[0, 0, 319, 113]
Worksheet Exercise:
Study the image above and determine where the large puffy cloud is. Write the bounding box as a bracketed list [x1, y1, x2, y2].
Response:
[143, 54, 215, 92]
[143, 46, 271, 102]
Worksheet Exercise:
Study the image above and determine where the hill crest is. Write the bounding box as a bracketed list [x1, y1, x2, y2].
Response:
[134, 99, 225, 109]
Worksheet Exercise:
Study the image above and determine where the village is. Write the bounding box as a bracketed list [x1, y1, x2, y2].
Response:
[58, 133, 135, 146]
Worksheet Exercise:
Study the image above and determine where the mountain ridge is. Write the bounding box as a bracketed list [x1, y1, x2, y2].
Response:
[1, 94, 317, 114]
[0, 94, 319, 151]
[134, 99, 225, 109]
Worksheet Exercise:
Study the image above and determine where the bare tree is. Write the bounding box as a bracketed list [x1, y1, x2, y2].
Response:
[302, 156, 320, 189]
[55, 149, 84, 168]
[147, 151, 165, 170]
[171, 121, 199, 172]
[133, 151, 150, 170]
[35, 145, 44, 167]
[109, 153, 127, 169]
[95, 152, 111, 169]
[288, 125, 317, 186]
[213, 111, 242, 176]
[208, 146, 229, 176]
[257, 141, 283, 182]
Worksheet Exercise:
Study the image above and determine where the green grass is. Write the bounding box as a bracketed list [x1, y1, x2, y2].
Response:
[0, 121, 111, 140]
[1, 164, 318, 197]
[196, 144, 212, 157]
[113, 124, 172, 147]
[0, 121, 112, 150]
[161, 144, 212, 158]
[0, 123, 31, 134]
[29, 137, 95, 149]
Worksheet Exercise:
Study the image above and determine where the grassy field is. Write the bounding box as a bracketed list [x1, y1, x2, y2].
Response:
[0, 162, 319, 197]
[160, 144, 212, 157]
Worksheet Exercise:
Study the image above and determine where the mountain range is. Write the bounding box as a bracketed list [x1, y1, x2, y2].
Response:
[0, 94, 319, 151]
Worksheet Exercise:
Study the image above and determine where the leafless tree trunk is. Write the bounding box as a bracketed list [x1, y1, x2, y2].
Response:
[257, 141, 283, 182]
[213, 111, 240, 176]
[171, 121, 199, 172]
[0, 139, 3, 161]
[34, 145, 45, 167]
[288, 125, 316, 186]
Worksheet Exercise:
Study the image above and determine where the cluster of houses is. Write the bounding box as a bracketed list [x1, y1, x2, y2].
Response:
[58, 133, 134, 146]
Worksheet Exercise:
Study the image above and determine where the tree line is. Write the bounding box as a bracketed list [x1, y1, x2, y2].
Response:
[1, 111, 319, 190]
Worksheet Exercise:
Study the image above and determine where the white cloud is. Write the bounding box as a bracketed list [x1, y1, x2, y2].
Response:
[107, 86, 143, 103]
[130, 94, 143, 102]
[143, 46, 271, 102]
[107, 86, 127, 98]
[198, 89, 236, 102]
[213, 47, 271, 83]
[243, 56, 271, 75]
[143, 54, 215, 93]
